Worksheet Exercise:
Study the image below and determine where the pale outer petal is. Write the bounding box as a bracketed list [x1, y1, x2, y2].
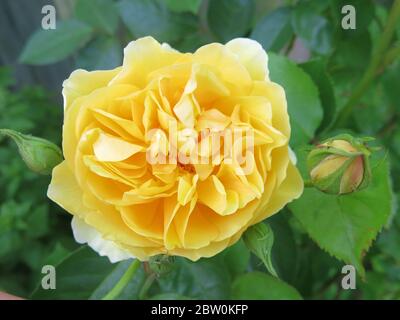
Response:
[289, 146, 297, 165]
[71, 216, 134, 263]
[225, 38, 269, 81]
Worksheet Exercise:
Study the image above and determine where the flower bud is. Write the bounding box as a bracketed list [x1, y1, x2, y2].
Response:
[0, 129, 63, 175]
[149, 255, 175, 276]
[243, 222, 277, 277]
[307, 134, 372, 195]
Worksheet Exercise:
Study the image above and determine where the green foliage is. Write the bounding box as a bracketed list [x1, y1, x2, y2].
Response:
[8, 0, 400, 300]
[207, 0, 255, 42]
[0, 69, 73, 297]
[75, 0, 120, 35]
[118, 0, 197, 43]
[251, 7, 293, 52]
[289, 159, 393, 277]
[300, 59, 337, 131]
[243, 223, 277, 277]
[291, 1, 333, 55]
[32, 246, 135, 299]
[166, 0, 202, 14]
[269, 53, 323, 147]
[76, 37, 122, 70]
[19, 20, 93, 65]
[232, 272, 302, 300]
[220, 239, 250, 277]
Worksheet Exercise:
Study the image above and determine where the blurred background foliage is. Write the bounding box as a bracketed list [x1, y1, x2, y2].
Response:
[0, 0, 399, 299]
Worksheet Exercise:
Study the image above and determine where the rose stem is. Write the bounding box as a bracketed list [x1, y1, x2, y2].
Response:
[138, 273, 157, 300]
[102, 259, 141, 300]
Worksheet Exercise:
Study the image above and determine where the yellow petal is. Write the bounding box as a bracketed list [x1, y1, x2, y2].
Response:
[197, 175, 228, 214]
[183, 206, 219, 249]
[340, 156, 364, 193]
[120, 200, 163, 239]
[63, 68, 121, 109]
[196, 108, 231, 131]
[91, 108, 144, 141]
[93, 132, 144, 162]
[253, 162, 304, 224]
[48, 161, 159, 248]
[122, 179, 176, 205]
[250, 81, 290, 138]
[310, 155, 348, 180]
[177, 174, 198, 206]
[173, 94, 197, 128]
[185, 63, 230, 105]
[173, 196, 197, 246]
[111, 37, 182, 88]
[194, 43, 252, 95]
[225, 38, 269, 81]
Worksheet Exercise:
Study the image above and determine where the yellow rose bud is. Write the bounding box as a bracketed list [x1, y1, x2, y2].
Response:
[47, 37, 304, 262]
[0, 129, 62, 175]
[307, 134, 372, 195]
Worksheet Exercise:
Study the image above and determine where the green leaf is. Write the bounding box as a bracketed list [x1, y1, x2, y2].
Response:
[218, 239, 250, 277]
[268, 53, 323, 147]
[118, 0, 197, 43]
[207, 0, 255, 42]
[334, 31, 372, 72]
[353, 81, 392, 135]
[382, 62, 400, 108]
[0, 67, 14, 87]
[377, 204, 400, 263]
[173, 32, 213, 53]
[157, 257, 230, 299]
[328, 32, 373, 117]
[90, 261, 145, 300]
[76, 37, 122, 70]
[397, 18, 400, 39]
[359, 271, 400, 299]
[289, 159, 393, 277]
[43, 243, 72, 267]
[300, 0, 330, 13]
[300, 59, 337, 131]
[75, 0, 119, 34]
[31, 246, 140, 299]
[25, 204, 49, 238]
[251, 7, 293, 52]
[291, 2, 333, 55]
[165, 0, 202, 14]
[268, 212, 299, 284]
[232, 272, 302, 299]
[19, 20, 93, 65]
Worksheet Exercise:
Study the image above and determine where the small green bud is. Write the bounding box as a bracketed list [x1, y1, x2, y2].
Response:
[307, 134, 372, 195]
[0, 129, 63, 175]
[243, 222, 277, 277]
[149, 255, 175, 276]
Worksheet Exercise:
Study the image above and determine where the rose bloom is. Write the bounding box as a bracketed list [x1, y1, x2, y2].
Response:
[48, 37, 303, 262]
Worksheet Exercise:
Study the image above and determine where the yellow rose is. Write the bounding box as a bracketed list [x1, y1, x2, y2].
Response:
[48, 36, 303, 262]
